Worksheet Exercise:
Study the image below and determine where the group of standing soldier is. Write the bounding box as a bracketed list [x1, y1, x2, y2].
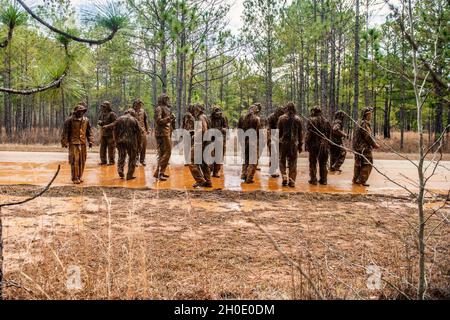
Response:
[235, 102, 380, 188]
[61, 95, 379, 188]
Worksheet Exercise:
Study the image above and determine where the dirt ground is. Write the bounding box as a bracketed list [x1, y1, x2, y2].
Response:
[1, 186, 449, 300]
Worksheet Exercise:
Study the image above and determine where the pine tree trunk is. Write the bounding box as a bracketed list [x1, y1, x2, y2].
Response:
[353, 0, 360, 125]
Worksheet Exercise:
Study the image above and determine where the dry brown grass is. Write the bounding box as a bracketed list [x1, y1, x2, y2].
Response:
[1, 187, 448, 300]
[374, 131, 450, 153]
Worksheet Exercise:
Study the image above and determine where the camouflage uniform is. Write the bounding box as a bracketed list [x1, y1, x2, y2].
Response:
[104, 109, 141, 180]
[353, 108, 378, 186]
[98, 101, 117, 165]
[305, 107, 331, 185]
[132, 99, 149, 166]
[277, 103, 303, 187]
[209, 106, 228, 177]
[238, 105, 261, 183]
[267, 106, 285, 177]
[330, 111, 347, 172]
[189, 104, 212, 188]
[61, 105, 93, 184]
[153, 94, 175, 180]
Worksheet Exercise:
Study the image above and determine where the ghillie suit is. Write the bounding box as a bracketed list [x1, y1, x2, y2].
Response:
[267, 106, 285, 177]
[188, 104, 212, 188]
[104, 109, 141, 180]
[277, 103, 303, 187]
[353, 107, 378, 186]
[133, 99, 149, 166]
[209, 105, 229, 178]
[98, 101, 117, 165]
[61, 104, 93, 184]
[329, 110, 347, 172]
[305, 106, 331, 185]
[238, 105, 261, 183]
[182, 104, 196, 133]
[153, 94, 175, 180]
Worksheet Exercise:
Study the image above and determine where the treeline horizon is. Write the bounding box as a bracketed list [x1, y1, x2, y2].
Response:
[0, 0, 448, 150]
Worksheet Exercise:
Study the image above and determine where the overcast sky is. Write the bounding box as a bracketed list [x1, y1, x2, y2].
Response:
[28, 0, 393, 32]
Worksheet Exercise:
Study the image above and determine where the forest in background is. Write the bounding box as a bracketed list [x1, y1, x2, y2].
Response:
[0, 0, 448, 150]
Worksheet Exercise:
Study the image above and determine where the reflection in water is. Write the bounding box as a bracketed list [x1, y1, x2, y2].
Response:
[0, 151, 449, 195]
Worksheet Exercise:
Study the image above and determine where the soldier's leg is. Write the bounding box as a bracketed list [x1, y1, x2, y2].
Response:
[279, 147, 288, 185]
[288, 152, 298, 187]
[329, 146, 338, 170]
[189, 164, 206, 184]
[72, 144, 82, 182]
[353, 154, 362, 184]
[153, 137, 163, 177]
[358, 151, 373, 186]
[334, 147, 346, 171]
[159, 136, 172, 175]
[79, 144, 87, 182]
[309, 150, 318, 184]
[99, 135, 107, 164]
[127, 146, 137, 180]
[201, 161, 212, 187]
[117, 146, 126, 178]
[318, 150, 329, 185]
[69, 144, 78, 183]
[246, 164, 257, 183]
[140, 134, 147, 164]
[241, 142, 249, 180]
[107, 136, 115, 164]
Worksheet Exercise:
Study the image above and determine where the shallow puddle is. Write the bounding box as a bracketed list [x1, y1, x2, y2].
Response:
[0, 151, 449, 195]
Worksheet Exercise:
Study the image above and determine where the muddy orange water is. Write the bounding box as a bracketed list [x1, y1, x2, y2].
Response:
[0, 151, 448, 195]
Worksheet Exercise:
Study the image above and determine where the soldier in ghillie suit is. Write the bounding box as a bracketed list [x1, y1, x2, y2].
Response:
[61, 104, 93, 184]
[305, 106, 331, 185]
[182, 104, 196, 133]
[153, 93, 175, 181]
[181, 104, 196, 166]
[189, 104, 212, 188]
[329, 110, 347, 172]
[97, 101, 117, 166]
[209, 105, 229, 178]
[352, 107, 380, 186]
[133, 99, 149, 166]
[108, 109, 141, 180]
[238, 105, 261, 183]
[267, 105, 285, 178]
[277, 102, 303, 187]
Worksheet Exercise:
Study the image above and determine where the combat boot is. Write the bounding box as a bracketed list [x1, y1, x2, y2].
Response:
[203, 181, 213, 188]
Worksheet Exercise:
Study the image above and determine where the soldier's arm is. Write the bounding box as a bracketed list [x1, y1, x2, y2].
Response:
[87, 120, 94, 147]
[144, 112, 149, 133]
[332, 122, 346, 138]
[362, 122, 378, 148]
[221, 116, 228, 135]
[61, 118, 70, 147]
[304, 121, 312, 151]
[201, 116, 208, 133]
[277, 117, 284, 140]
[298, 119, 303, 152]
[103, 120, 118, 130]
[111, 112, 118, 123]
[154, 107, 171, 125]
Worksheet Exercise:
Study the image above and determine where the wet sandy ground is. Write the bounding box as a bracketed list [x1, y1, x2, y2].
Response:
[0, 151, 449, 195]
